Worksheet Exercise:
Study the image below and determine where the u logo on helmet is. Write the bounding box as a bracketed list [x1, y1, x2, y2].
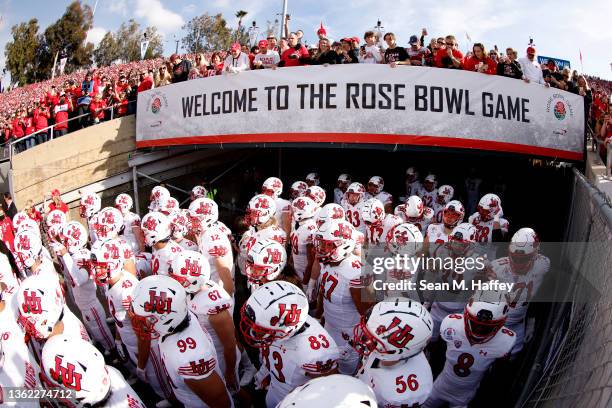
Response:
[19, 234, 31, 251]
[143, 217, 158, 231]
[379, 316, 415, 348]
[270, 303, 301, 327]
[197, 201, 212, 214]
[144, 290, 173, 314]
[180, 258, 201, 277]
[21, 291, 42, 314]
[50, 356, 83, 391]
[264, 248, 282, 265]
[333, 223, 352, 239]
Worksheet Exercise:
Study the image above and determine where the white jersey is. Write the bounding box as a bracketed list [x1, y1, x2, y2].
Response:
[342, 200, 366, 235]
[159, 312, 227, 408]
[264, 316, 339, 407]
[365, 222, 384, 246]
[420, 188, 437, 208]
[358, 352, 433, 408]
[290, 219, 317, 281]
[365, 191, 393, 207]
[274, 197, 291, 231]
[333, 188, 344, 204]
[152, 240, 183, 276]
[188, 281, 234, 373]
[320, 254, 364, 330]
[425, 223, 450, 257]
[488, 255, 549, 325]
[199, 225, 234, 286]
[429, 314, 515, 406]
[120, 211, 141, 253]
[0, 253, 19, 301]
[215, 221, 234, 244]
[135, 252, 153, 279]
[104, 366, 147, 408]
[406, 181, 422, 198]
[432, 202, 445, 223]
[60, 250, 98, 309]
[106, 272, 139, 357]
[175, 238, 198, 251]
[468, 213, 509, 243]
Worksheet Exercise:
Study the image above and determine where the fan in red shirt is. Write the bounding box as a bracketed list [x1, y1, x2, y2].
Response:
[25, 200, 43, 224]
[53, 95, 71, 138]
[89, 94, 107, 123]
[47, 189, 69, 214]
[279, 32, 310, 67]
[137, 71, 153, 93]
[434, 35, 464, 69]
[0, 206, 15, 252]
[463, 43, 497, 75]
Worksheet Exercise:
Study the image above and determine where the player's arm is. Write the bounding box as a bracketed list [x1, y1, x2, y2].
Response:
[184, 372, 231, 408]
[350, 286, 372, 316]
[214, 255, 234, 296]
[281, 209, 292, 237]
[208, 310, 239, 392]
[132, 225, 146, 252]
[124, 258, 137, 277]
[302, 243, 315, 285]
[314, 287, 324, 319]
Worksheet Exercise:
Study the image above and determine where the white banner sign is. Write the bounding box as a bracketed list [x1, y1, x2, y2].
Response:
[137, 65, 585, 160]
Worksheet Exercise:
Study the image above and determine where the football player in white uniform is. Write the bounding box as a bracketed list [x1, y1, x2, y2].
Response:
[361, 198, 385, 247]
[170, 251, 241, 392]
[419, 174, 438, 208]
[405, 167, 422, 199]
[334, 174, 351, 204]
[364, 176, 393, 213]
[383, 223, 423, 299]
[262, 177, 292, 235]
[289, 196, 318, 284]
[342, 182, 367, 235]
[57, 221, 115, 354]
[13, 230, 57, 278]
[131, 275, 232, 408]
[423, 200, 465, 257]
[79, 190, 102, 244]
[41, 335, 146, 408]
[289, 181, 308, 201]
[148, 185, 171, 212]
[305, 172, 320, 187]
[397, 195, 434, 234]
[191, 185, 208, 201]
[487, 228, 549, 355]
[277, 374, 377, 407]
[141, 212, 183, 276]
[170, 210, 199, 251]
[305, 185, 326, 209]
[314, 219, 372, 375]
[432, 185, 454, 223]
[93, 207, 138, 276]
[115, 193, 144, 254]
[469, 193, 509, 259]
[355, 299, 434, 407]
[244, 239, 287, 292]
[240, 281, 339, 407]
[424, 290, 516, 408]
[158, 196, 180, 216]
[189, 198, 235, 295]
[90, 239, 172, 402]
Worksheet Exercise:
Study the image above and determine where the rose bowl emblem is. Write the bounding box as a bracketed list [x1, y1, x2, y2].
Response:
[554, 101, 566, 120]
[151, 97, 162, 114]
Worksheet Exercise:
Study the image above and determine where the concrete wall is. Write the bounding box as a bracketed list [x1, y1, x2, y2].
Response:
[11, 116, 136, 210]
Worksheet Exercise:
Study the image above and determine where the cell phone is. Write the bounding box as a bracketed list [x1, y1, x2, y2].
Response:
[360, 45, 366, 52]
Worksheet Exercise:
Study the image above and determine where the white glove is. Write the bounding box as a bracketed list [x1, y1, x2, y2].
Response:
[524, 317, 535, 343]
[306, 278, 318, 302]
[136, 367, 147, 382]
[115, 339, 127, 362]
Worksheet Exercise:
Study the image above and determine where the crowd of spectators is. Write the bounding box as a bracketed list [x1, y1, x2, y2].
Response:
[0, 26, 610, 159]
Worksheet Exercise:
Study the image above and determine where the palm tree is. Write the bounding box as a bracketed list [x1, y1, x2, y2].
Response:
[235, 10, 248, 32]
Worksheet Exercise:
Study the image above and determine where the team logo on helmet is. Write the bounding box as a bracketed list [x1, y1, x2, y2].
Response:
[49, 356, 83, 391]
[180, 259, 202, 277]
[264, 248, 283, 264]
[143, 290, 173, 314]
[196, 201, 212, 215]
[270, 304, 302, 327]
[19, 234, 31, 250]
[375, 316, 415, 349]
[21, 291, 42, 314]
[143, 217, 158, 231]
[333, 223, 352, 239]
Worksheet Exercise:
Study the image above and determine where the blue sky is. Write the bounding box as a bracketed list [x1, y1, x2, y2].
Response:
[0, 0, 611, 80]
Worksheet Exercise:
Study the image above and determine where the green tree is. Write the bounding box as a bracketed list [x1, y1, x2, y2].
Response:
[40, 0, 94, 77]
[115, 20, 141, 62]
[4, 19, 41, 86]
[93, 31, 119, 67]
[235, 10, 248, 32]
[181, 13, 234, 53]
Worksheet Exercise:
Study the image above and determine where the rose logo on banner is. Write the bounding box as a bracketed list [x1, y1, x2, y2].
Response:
[151, 97, 162, 114]
[554, 101, 566, 120]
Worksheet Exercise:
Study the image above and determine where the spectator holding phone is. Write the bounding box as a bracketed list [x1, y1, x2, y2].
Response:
[340, 38, 359, 64]
[312, 38, 342, 65]
[279, 32, 310, 67]
[463, 43, 497, 74]
[434, 35, 464, 69]
[358, 31, 382, 64]
[406, 34, 431, 66]
[383, 33, 409, 66]
[497, 47, 523, 79]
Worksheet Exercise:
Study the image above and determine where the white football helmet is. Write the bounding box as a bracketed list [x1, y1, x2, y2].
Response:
[405, 167, 419, 183]
[382, 214, 404, 244]
[442, 200, 465, 229]
[290, 181, 308, 199]
[465, 289, 510, 344]
[437, 185, 454, 205]
[12, 211, 30, 230]
[246, 239, 287, 284]
[41, 335, 111, 407]
[262, 177, 283, 197]
[62, 222, 88, 253]
[246, 194, 276, 226]
[47, 224, 64, 243]
[158, 196, 179, 216]
[17, 274, 64, 340]
[188, 198, 219, 233]
[477, 193, 502, 221]
[448, 222, 477, 256]
[141, 212, 171, 247]
[130, 275, 188, 340]
[386, 223, 423, 256]
[191, 185, 208, 201]
[314, 219, 355, 263]
[509, 227, 540, 274]
[346, 182, 366, 205]
[316, 203, 345, 229]
[368, 176, 384, 195]
[305, 172, 319, 186]
[114, 193, 133, 214]
[90, 239, 125, 286]
[291, 196, 317, 222]
[278, 375, 377, 408]
[240, 281, 308, 348]
[404, 195, 424, 219]
[423, 174, 437, 192]
[17, 218, 41, 237]
[93, 207, 124, 240]
[306, 186, 326, 207]
[337, 173, 351, 188]
[149, 186, 170, 211]
[170, 250, 211, 294]
[361, 198, 385, 225]
[14, 230, 43, 268]
[353, 298, 433, 361]
[79, 192, 101, 219]
[169, 210, 191, 240]
[45, 209, 67, 228]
